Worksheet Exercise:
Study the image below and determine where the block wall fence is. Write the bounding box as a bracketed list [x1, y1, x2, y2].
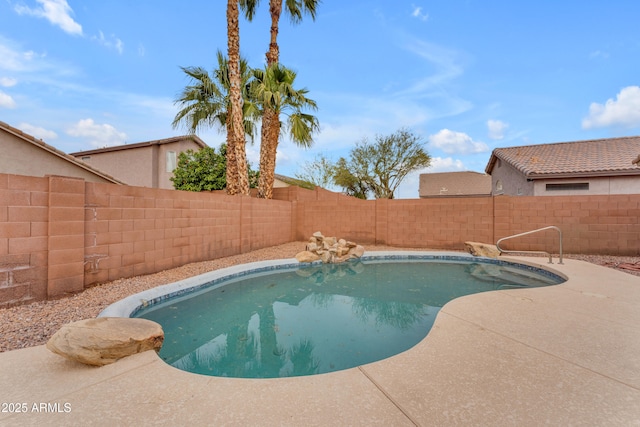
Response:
[1, 173, 638, 307]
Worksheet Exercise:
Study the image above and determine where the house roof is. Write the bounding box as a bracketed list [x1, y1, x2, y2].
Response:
[69, 134, 208, 156]
[274, 173, 316, 190]
[485, 136, 640, 179]
[419, 171, 492, 197]
[0, 121, 125, 184]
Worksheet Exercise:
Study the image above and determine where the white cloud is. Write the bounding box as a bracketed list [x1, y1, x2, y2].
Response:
[0, 77, 17, 87]
[582, 86, 640, 129]
[18, 122, 58, 140]
[398, 39, 465, 95]
[411, 5, 429, 21]
[67, 119, 127, 148]
[428, 156, 466, 172]
[487, 119, 508, 140]
[0, 38, 42, 72]
[0, 90, 16, 108]
[428, 129, 489, 154]
[92, 31, 124, 54]
[15, 0, 83, 36]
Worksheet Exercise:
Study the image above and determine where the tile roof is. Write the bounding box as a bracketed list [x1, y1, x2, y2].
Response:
[0, 121, 125, 184]
[419, 171, 492, 197]
[69, 134, 208, 156]
[485, 136, 640, 178]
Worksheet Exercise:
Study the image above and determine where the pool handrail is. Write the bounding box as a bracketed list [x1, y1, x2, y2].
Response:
[496, 226, 563, 264]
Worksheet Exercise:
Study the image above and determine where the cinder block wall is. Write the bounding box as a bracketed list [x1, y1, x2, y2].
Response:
[1, 173, 639, 307]
[83, 182, 293, 286]
[494, 194, 640, 255]
[383, 197, 494, 249]
[0, 174, 49, 306]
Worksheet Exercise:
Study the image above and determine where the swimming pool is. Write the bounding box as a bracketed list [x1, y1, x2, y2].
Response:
[102, 253, 565, 379]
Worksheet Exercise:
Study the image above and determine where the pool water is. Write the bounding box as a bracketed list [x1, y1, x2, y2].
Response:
[135, 258, 563, 378]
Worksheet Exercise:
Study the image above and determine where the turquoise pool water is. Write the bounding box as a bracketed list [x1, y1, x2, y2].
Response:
[134, 257, 564, 379]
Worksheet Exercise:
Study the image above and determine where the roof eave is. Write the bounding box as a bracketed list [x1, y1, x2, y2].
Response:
[526, 170, 640, 180]
[484, 153, 497, 175]
[1, 122, 124, 184]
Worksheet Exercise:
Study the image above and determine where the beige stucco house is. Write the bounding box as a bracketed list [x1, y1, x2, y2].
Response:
[0, 121, 123, 184]
[70, 135, 208, 189]
[485, 136, 640, 196]
[419, 171, 491, 198]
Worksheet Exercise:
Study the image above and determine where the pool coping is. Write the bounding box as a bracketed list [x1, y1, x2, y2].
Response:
[1, 255, 638, 425]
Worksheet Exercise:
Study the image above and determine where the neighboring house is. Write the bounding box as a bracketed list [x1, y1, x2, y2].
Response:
[419, 171, 492, 198]
[70, 135, 208, 189]
[485, 136, 640, 196]
[0, 121, 123, 184]
[273, 174, 315, 190]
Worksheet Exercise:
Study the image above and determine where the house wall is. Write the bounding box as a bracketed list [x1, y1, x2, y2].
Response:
[1, 173, 639, 308]
[0, 130, 114, 183]
[78, 146, 154, 187]
[490, 159, 534, 196]
[533, 176, 640, 196]
[75, 140, 204, 189]
[155, 140, 206, 190]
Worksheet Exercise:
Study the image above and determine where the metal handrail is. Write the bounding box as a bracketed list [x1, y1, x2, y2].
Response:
[496, 226, 563, 264]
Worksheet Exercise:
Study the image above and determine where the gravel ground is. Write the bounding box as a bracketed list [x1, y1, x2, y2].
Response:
[1, 242, 638, 353]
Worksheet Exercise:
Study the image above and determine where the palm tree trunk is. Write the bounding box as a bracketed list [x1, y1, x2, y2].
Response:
[227, 0, 250, 196]
[266, 0, 282, 66]
[225, 119, 239, 195]
[256, 0, 283, 199]
[257, 108, 280, 199]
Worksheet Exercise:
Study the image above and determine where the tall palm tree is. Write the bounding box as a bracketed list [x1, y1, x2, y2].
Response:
[251, 64, 319, 199]
[226, 0, 249, 195]
[172, 51, 257, 193]
[253, 0, 319, 199]
[265, 0, 319, 66]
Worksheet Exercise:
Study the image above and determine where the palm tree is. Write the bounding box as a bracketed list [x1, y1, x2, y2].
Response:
[172, 51, 257, 194]
[251, 63, 319, 199]
[265, 0, 319, 66]
[226, 0, 249, 195]
[255, 0, 319, 199]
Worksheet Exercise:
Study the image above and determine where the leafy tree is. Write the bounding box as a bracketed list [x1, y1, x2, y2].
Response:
[171, 145, 258, 192]
[335, 129, 431, 199]
[333, 157, 372, 199]
[251, 63, 319, 199]
[295, 153, 337, 189]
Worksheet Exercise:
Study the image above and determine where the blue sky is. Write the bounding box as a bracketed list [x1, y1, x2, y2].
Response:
[1, 1, 640, 198]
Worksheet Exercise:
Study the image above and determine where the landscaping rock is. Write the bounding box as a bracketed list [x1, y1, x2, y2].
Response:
[46, 317, 164, 366]
[295, 251, 321, 263]
[296, 232, 365, 264]
[465, 241, 501, 258]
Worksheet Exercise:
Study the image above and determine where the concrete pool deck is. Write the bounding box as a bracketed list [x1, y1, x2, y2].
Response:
[1, 256, 639, 426]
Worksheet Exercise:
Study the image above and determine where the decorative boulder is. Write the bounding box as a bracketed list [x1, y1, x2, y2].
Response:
[464, 241, 501, 259]
[296, 232, 365, 264]
[46, 317, 164, 366]
[295, 250, 321, 263]
[349, 245, 365, 258]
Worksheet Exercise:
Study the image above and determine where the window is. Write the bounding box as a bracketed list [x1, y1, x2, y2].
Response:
[81, 156, 91, 161]
[546, 183, 589, 191]
[166, 151, 177, 172]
